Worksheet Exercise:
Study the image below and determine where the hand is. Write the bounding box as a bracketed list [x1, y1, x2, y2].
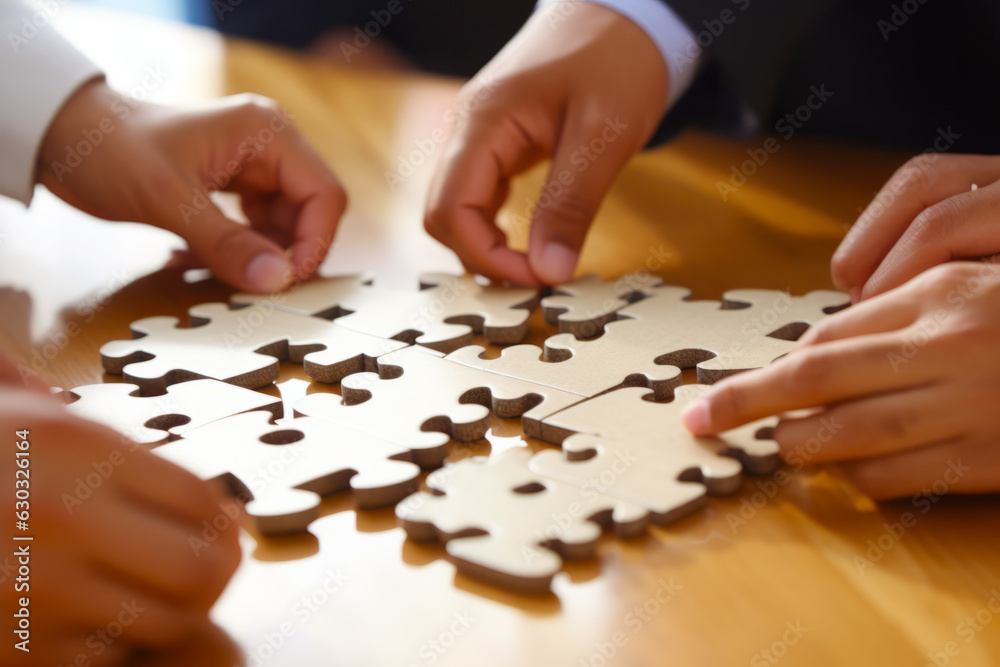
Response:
[424, 2, 669, 286]
[831, 153, 1000, 302]
[37, 79, 347, 293]
[681, 262, 1000, 500]
[0, 388, 241, 665]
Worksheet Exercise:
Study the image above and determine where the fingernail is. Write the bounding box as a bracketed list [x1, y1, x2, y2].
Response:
[849, 286, 861, 304]
[246, 253, 292, 293]
[681, 399, 711, 435]
[539, 243, 577, 285]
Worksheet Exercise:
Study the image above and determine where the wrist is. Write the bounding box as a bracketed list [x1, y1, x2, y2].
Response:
[536, 0, 699, 107]
[36, 77, 118, 183]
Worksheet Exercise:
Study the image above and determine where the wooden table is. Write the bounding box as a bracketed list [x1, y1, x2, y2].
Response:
[2, 7, 999, 666]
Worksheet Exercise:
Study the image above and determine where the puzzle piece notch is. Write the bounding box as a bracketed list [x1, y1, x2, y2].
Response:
[596, 287, 848, 383]
[445, 342, 682, 405]
[155, 411, 421, 535]
[63, 379, 282, 446]
[478, 283, 845, 400]
[232, 273, 539, 353]
[396, 448, 648, 593]
[532, 385, 780, 524]
[720, 288, 850, 342]
[100, 302, 407, 394]
[541, 273, 668, 339]
[295, 346, 584, 468]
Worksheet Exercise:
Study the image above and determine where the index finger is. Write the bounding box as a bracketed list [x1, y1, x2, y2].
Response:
[231, 119, 347, 283]
[425, 112, 543, 286]
[832, 154, 1000, 300]
[681, 332, 943, 435]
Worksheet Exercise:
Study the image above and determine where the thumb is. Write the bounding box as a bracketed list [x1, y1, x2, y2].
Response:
[527, 115, 635, 285]
[174, 201, 293, 293]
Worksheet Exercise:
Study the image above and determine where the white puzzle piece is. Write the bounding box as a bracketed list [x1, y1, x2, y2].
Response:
[575, 286, 848, 384]
[532, 385, 781, 524]
[446, 286, 845, 401]
[155, 411, 421, 535]
[100, 302, 407, 394]
[294, 346, 584, 468]
[232, 273, 538, 352]
[64, 379, 282, 446]
[396, 448, 648, 593]
[445, 341, 682, 403]
[541, 273, 664, 338]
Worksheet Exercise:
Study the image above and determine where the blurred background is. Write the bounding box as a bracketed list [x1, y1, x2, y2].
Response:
[74, 0, 536, 77]
[75, 0, 205, 23]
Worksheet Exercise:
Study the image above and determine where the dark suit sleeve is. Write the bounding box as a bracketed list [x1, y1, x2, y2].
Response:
[648, 0, 835, 143]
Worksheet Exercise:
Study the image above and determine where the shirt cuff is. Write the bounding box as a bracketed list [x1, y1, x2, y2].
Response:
[536, 0, 702, 107]
[0, 1, 104, 205]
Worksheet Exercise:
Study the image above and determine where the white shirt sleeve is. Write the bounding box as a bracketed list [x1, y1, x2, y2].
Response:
[536, 0, 702, 107]
[0, 0, 104, 205]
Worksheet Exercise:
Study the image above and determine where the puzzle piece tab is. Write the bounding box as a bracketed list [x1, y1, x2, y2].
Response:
[100, 302, 407, 394]
[446, 340, 682, 404]
[233, 273, 538, 353]
[396, 448, 647, 593]
[585, 286, 848, 383]
[64, 379, 281, 446]
[541, 273, 664, 338]
[295, 346, 584, 467]
[155, 411, 421, 535]
[532, 385, 780, 523]
[447, 286, 845, 403]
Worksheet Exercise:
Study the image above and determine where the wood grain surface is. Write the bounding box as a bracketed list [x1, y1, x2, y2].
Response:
[1, 7, 998, 666]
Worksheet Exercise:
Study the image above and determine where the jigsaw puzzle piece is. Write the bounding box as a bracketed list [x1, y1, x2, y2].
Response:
[396, 448, 647, 593]
[155, 411, 420, 535]
[532, 385, 780, 524]
[445, 340, 682, 405]
[721, 288, 850, 340]
[64, 379, 282, 446]
[595, 288, 848, 383]
[101, 302, 407, 393]
[232, 273, 538, 353]
[295, 346, 584, 467]
[417, 273, 538, 344]
[541, 273, 668, 338]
